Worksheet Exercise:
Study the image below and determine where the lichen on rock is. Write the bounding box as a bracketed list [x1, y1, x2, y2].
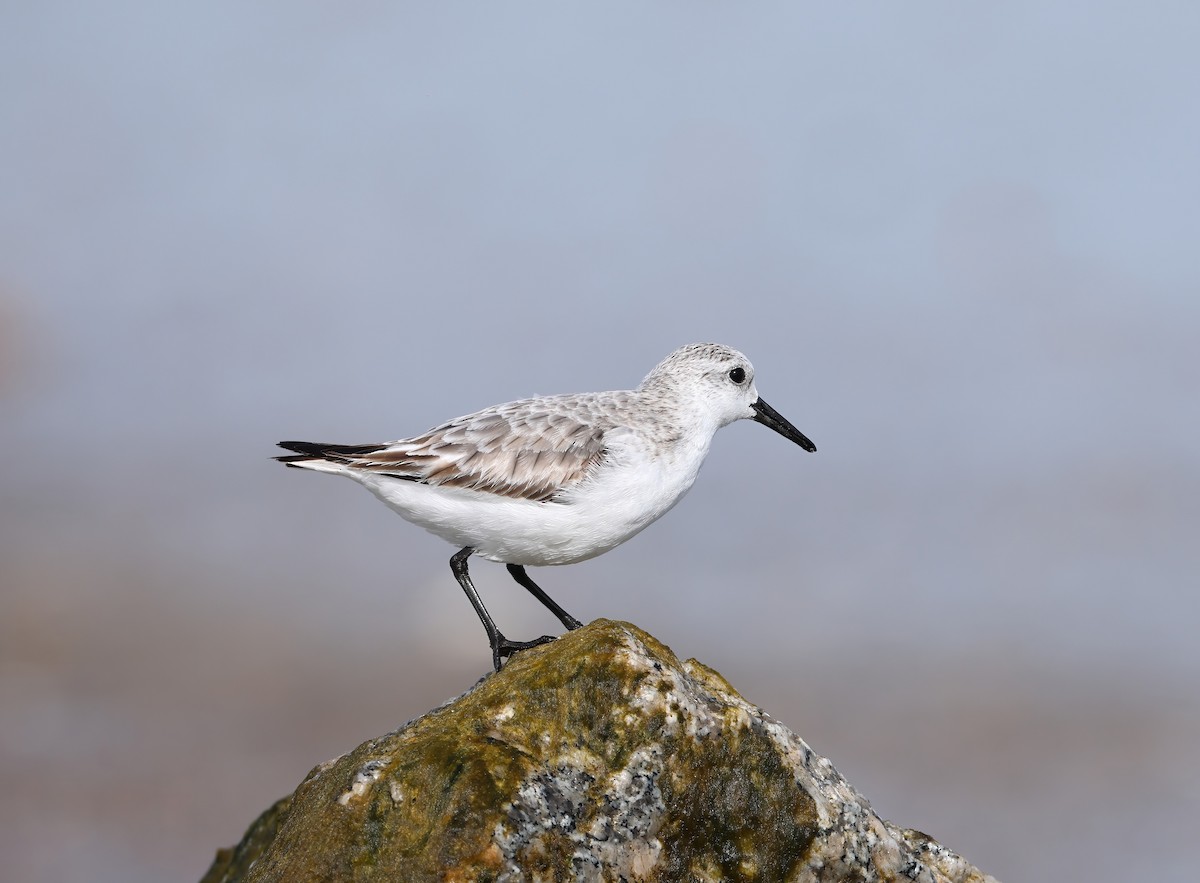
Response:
[202, 620, 999, 883]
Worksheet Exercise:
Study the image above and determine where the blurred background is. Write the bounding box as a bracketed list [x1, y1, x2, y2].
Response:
[2, 3, 1197, 881]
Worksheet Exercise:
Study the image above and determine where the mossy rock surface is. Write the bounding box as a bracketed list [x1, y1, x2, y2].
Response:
[202, 620, 998, 883]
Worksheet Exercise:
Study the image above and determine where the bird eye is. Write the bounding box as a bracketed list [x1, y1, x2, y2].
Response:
[728, 367, 746, 384]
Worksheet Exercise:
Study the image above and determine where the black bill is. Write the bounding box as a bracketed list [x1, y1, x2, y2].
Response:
[750, 398, 816, 452]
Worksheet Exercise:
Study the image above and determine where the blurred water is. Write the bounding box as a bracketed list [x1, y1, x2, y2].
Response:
[2, 3, 1198, 882]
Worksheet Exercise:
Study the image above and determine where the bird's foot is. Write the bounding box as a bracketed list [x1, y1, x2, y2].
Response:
[492, 633, 558, 671]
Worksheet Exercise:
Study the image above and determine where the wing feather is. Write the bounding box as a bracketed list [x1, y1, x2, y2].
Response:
[331, 397, 613, 502]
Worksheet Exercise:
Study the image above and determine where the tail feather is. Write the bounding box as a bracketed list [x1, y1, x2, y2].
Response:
[275, 440, 386, 466]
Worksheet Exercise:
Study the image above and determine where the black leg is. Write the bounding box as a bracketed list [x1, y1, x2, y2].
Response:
[506, 564, 584, 631]
[450, 548, 555, 671]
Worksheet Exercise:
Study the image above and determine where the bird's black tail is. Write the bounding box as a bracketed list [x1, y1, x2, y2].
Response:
[275, 440, 385, 466]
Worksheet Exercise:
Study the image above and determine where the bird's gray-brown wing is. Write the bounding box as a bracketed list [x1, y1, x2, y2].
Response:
[278, 395, 616, 502]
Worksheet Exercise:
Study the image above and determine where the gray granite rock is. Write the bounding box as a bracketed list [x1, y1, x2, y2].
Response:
[202, 620, 1000, 883]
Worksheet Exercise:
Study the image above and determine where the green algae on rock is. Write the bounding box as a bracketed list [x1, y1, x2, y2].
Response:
[201, 620, 999, 883]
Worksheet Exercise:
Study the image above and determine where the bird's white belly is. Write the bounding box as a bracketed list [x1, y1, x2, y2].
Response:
[354, 437, 704, 566]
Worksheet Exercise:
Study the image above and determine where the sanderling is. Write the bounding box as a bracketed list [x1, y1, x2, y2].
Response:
[278, 343, 815, 670]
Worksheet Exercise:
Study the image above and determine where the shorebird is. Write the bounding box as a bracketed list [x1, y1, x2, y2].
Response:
[277, 343, 815, 669]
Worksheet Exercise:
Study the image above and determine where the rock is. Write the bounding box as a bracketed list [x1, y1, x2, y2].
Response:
[201, 620, 999, 883]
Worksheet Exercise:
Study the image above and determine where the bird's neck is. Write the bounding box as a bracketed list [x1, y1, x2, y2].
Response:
[631, 389, 719, 463]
